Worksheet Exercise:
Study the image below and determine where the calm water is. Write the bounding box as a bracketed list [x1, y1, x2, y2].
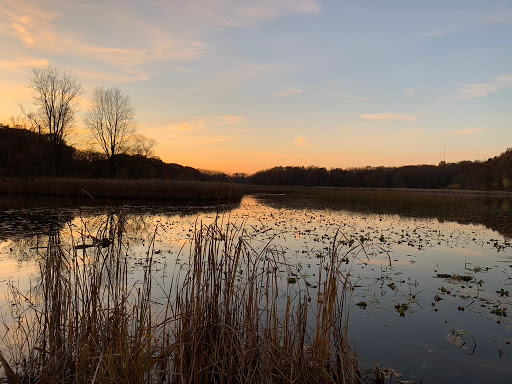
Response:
[0, 193, 511, 383]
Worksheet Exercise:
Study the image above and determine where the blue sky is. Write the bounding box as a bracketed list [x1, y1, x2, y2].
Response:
[1, 0, 511, 173]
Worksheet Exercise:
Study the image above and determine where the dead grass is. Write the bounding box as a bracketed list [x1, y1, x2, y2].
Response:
[0, 214, 362, 383]
[0, 178, 242, 202]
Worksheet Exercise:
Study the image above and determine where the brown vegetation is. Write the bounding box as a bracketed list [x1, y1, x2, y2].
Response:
[0, 215, 361, 383]
[0, 178, 242, 202]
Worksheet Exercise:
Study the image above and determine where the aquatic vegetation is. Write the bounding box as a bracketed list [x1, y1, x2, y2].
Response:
[394, 303, 409, 317]
[0, 215, 361, 383]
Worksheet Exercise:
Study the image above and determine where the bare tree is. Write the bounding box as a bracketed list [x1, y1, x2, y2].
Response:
[130, 133, 156, 158]
[84, 87, 136, 178]
[21, 66, 82, 175]
[130, 133, 157, 178]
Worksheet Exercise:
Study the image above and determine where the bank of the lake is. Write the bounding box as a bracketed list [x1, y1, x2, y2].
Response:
[0, 178, 242, 202]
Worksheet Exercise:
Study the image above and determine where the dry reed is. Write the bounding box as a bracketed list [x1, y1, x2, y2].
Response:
[0, 214, 363, 383]
[0, 178, 242, 202]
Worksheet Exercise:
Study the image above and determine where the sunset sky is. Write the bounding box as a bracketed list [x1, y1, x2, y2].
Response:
[1, 0, 511, 174]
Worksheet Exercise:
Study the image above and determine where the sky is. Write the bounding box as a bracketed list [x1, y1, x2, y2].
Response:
[1, 0, 511, 174]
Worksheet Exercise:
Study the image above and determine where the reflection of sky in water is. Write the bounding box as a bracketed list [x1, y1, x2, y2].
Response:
[0, 194, 511, 383]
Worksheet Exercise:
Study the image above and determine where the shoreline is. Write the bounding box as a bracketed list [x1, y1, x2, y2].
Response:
[242, 184, 512, 198]
[0, 178, 242, 202]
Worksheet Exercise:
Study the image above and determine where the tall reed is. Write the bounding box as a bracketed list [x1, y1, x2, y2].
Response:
[1, 214, 362, 383]
[0, 178, 242, 202]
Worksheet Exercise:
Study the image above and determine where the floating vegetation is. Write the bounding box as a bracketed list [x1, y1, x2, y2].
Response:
[436, 273, 473, 283]
[490, 307, 508, 317]
[394, 303, 409, 317]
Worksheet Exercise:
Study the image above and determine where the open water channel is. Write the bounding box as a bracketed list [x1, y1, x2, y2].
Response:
[0, 193, 511, 383]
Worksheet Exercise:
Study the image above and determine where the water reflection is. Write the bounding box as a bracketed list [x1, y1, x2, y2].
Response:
[256, 193, 512, 239]
[0, 195, 240, 242]
[0, 194, 511, 383]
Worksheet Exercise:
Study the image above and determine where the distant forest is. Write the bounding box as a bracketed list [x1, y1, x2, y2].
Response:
[0, 124, 226, 182]
[1, 124, 511, 191]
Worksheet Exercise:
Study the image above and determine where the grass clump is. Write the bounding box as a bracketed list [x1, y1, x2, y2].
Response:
[0, 214, 361, 383]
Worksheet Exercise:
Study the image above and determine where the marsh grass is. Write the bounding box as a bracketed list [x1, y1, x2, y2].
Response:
[0, 214, 361, 383]
[315, 188, 477, 209]
[0, 178, 242, 202]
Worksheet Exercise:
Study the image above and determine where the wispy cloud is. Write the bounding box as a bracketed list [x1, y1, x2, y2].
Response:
[483, 10, 512, 25]
[449, 126, 488, 136]
[152, 115, 247, 132]
[188, 0, 320, 28]
[0, 0, 319, 87]
[457, 74, 512, 99]
[75, 40, 205, 68]
[361, 113, 415, 121]
[421, 29, 448, 38]
[0, 57, 47, 70]
[323, 90, 367, 101]
[293, 136, 308, 147]
[0, 0, 59, 47]
[74, 68, 150, 84]
[274, 87, 303, 98]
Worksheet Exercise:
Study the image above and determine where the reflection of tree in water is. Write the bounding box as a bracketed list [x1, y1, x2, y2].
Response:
[0, 209, 74, 242]
[0, 196, 240, 261]
[257, 194, 512, 239]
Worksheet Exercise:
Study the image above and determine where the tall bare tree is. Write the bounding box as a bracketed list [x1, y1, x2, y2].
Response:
[84, 87, 136, 178]
[22, 66, 82, 175]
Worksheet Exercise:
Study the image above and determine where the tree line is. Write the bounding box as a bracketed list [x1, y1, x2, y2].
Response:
[235, 151, 512, 191]
[0, 124, 225, 181]
[2, 121, 511, 190]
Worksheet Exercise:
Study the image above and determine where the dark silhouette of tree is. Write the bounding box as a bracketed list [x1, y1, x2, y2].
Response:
[21, 66, 82, 175]
[84, 87, 136, 178]
[129, 134, 157, 178]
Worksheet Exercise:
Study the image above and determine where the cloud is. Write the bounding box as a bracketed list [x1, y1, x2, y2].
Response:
[360, 113, 416, 121]
[420, 30, 448, 38]
[0, 1, 58, 46]
[0, 1, 201, 80]
[483, 10, 512, 25]
[323, 90, 367, 101]
[185, 0, 320, 28]
[75, 39, 205, 68]
[274, 87, 303, 98]
[293, 136, 308, 147]
[449, 126, 488, 136]
[0, 0, 319, 85]
[74, 68, 150, 84]
[232, 128, 250, 133]
[0, 57, 47, 70]
[151, 115, 247, 132]
[169, 122, 205, 132]
[457, 74, 512, 99]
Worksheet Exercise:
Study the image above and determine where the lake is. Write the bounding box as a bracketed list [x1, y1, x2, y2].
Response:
[0, 192, 511, 383]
